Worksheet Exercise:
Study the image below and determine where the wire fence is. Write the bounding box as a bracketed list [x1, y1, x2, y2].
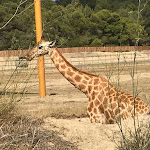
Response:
[0, 51, 150, 72]
[1, 46, 150, 57]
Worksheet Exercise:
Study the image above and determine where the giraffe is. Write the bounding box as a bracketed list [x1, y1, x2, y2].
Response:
[24, 38, 150, 124]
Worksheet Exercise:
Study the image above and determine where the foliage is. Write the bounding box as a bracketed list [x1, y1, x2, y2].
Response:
[0, 0, 149, 50]
[118, 124, 150, 150]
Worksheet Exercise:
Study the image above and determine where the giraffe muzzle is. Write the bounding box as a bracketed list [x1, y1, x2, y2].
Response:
[19, 54, 33, 61]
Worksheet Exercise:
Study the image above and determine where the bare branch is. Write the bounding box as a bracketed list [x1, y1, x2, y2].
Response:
[0, 0, 33, 30]
[16, 2, 34, 17]
[140, 0, 149, 13]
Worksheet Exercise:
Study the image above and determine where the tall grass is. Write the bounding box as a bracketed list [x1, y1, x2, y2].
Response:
[118, 124, 150, 150]
[117, 0, 150, 149]
[0, 58, 32, 117]
[0, 56, 78, 149]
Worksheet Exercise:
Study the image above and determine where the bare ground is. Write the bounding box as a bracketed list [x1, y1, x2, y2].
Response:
[16, 67, 150, 149]
[1, 52, 150, 150]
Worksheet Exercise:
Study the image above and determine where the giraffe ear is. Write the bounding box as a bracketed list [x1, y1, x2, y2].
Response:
[41, 36, 44, 40]
[37, 36, 44, 45]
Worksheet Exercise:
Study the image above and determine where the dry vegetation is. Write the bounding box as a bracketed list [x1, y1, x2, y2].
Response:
[0, 68, 78, 150]
[0, 115, 77, 150]
[118, 123, 150, 150]
[0, 54, 150, 150]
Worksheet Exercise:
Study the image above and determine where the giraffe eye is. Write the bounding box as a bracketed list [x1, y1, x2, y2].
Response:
[39, 45, 43, 49]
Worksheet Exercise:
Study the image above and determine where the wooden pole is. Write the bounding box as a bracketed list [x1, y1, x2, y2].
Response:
[34, 0, 46, 98]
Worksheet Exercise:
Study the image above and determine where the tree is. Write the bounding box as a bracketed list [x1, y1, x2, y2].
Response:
[55, 0, 72, 6]
[95, 0, 111, 12]
[0, 0, 149, 50]
[0, 0, 35, 50]
[141, 1, 150, 45]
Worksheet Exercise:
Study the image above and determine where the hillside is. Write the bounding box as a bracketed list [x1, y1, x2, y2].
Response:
[0, 0, 150, 50]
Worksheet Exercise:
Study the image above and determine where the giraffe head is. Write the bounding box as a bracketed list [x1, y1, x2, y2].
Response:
[22, 37, 55, 61]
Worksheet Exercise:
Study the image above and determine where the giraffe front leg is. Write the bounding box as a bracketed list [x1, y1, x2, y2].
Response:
[88, 111, 107, 124]
[87, 100, 107, 124]
[95, 114, 107, 124]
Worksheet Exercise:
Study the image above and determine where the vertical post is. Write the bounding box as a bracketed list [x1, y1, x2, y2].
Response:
[34, 0, 46, 98]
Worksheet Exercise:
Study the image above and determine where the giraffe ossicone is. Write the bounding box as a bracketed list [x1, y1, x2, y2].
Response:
[24, 38, 150, 124]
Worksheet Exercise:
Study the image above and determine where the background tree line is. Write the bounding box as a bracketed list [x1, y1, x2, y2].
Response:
[0, 0, 150, 50]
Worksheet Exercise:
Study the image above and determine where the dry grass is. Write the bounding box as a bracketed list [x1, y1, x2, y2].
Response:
[0, 115, 77, 150]
[0, 97, 15, 117]
[0, 55, 150, 150]
[0, 65, 78, 150]
[118, 124, 150, 150]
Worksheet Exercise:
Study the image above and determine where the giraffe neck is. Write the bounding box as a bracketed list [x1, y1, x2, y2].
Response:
[49, 48, 96, 95]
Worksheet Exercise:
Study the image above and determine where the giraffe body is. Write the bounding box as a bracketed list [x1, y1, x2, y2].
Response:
[25, 39, 149, 124]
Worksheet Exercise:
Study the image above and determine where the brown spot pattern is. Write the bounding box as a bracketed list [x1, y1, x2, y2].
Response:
[94, 108, 97, 114]
[108, 109, 114, 119]
[89, 98, 92, 102]
[90, 102, 94, 108]
[84, 76, 90, 80]
[121, 104, 125, 109]
[59, 58, 63, 63]
[114, 108, 119, 115]
[111, 103, 117, 109]
[105, 111, 110, 119]
[108, 119, 114, 124]
[127, 106, 133, 112]
[67, 71, 74, 76]
[67, 77, 74, 83]
[94, 99, 100, 107]
[74, 75, 82, 82]
[88, 107, 92, 112]
[99, 77, 105, 82]
[78, 72, 83, 76]
[109, 89, 115, 95]
[88, 86, 92, 93]
[55, 64, 59, 69]
[78, 84, 86, 90]
[103, 97, 108, 105]
[121, 95, 126, 100]
[98, 104, 104, 113]
[89, 80, 92, 84]
[140, 110, 144, 114]
[83, 80, 87, 84]
[55, 53, 58, 57]
[61, 64, 66, 69]
[94, 86, 98, 90]
[51, 48, 149, 123]
[61, 71, 65, 76]
[94, 79, 99, 85]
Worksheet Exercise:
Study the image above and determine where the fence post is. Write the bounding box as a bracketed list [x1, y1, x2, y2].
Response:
[34, 0, 46, 98]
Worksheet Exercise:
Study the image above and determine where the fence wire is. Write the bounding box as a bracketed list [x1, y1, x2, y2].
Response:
[0, 51, 150, 72]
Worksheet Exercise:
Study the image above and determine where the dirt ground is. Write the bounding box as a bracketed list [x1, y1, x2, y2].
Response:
[1, 52, 150, 150]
